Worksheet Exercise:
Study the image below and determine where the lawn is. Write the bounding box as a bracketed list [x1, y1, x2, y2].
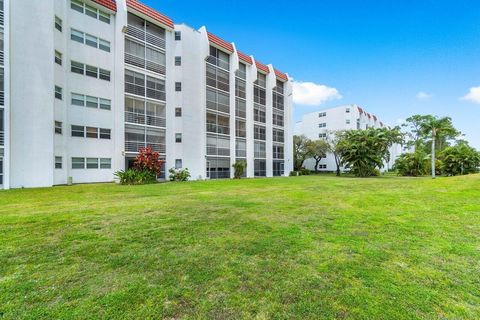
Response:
[1, 175, 479, 319]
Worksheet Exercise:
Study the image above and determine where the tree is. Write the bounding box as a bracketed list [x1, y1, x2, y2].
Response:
[394, 150, 429, 176]
[440, 142, 480, 176]
[418, 116, 459, 179]
[324, 130, 346, 176]
[307, 139, 329, 173]
[402, 115, 431, 152]
[338, 127, 403, 177]
[232, 160, 247, 179]
[293, 135, 313, 171]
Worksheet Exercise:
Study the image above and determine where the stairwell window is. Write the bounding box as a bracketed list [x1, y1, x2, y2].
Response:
[55, 157, 62, 169]
[175, 56, 181, 66]
[175, 133, 182, 143]
[175, 107, 182, 117]
[175, 159, 182, 169]
[55, 86, 62, 100]
[175, 31, 181, 40]
[175, 82, 182, 92]
[55, 51, 62, 65]
[55, 121, 62, 134]
[55, 16, 62, 32]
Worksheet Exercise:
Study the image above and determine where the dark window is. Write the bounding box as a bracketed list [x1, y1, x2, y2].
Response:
[175, 56, 181, 66]
[175, 82, 182, 92]
[174, 31, 181, 40]
[175, 133, 182, 143]
[175, 107, 182, 117]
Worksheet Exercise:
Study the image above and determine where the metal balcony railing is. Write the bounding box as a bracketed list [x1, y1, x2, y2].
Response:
[0, 10, 4, 26]
[206, 55, 229, 71]
[125, 112, 166, 128]
[125, 53, 166, 75]
[0, 131, 4, 146]
[126, 25, 165, 50]
[206, 146, 230, 157]
[235, 69, 246, 79]
[125, 141, 166, 154]
[206, 123, 230, 135]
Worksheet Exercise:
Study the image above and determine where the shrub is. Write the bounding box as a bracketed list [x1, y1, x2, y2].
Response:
[114, 169, 157, 185]
[440, 143, 480, 176]
[394, 152, 429, 176]
[232, 160, 247, 179]
[134, 146, 165, 175]
[289, 171, 300, 176]
[169, 168, 191, 181]
[300, 168, 311, 175]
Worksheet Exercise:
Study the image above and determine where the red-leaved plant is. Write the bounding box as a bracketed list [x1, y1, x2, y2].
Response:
[134, 146, 165, 175]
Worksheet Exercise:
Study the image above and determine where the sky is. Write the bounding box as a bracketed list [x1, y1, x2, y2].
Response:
[143, 0, 480, 148]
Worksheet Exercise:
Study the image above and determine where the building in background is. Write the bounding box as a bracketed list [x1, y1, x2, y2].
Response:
[295, 104, 401, 172]
[1, 0, 292, 189]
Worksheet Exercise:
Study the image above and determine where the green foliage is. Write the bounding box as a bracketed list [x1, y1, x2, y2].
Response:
[293, 135, 313, 171]
[232, 160, 247, 179]
[324, 130, 347, 176]
[440, 143, 480, 176]
[307, 139, 329, 172]
[168, 168, 191, 181]
[114, 169, 157, 185]
[338, 127, 403, 177]
[394, 151, 429, 176]
[300, 168, 311, 175]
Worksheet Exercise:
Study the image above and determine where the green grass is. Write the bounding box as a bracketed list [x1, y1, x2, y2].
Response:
[1, 175, 480, 319]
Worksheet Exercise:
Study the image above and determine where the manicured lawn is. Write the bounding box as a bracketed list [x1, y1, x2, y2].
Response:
[1, 175, 480, 319]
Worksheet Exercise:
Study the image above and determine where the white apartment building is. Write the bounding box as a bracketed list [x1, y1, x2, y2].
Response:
[1, 0, 293, 189]
[295, 104, 400, 172]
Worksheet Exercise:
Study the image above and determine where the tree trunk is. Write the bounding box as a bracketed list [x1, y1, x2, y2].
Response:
[335, 155, 341, 176]
[314, 158, 319, 173]
[431, 131, 436, 179]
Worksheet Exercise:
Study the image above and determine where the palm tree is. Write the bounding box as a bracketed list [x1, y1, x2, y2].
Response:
[419, 116, 458, 179]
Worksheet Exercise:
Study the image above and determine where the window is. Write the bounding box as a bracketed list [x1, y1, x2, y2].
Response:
[55, 86, 62, 100]
[175, 159, 182, 169]
[71, 61, 84, 74]
[72, 157, 85, 169]
[86, 126, 98, 138]
[273, 145, 284, 159]
[71, 29, 84, 43]
[175, 31, 181, 40]
[319, 164, 327, 169]
[100, 158, 111, 169]
[175, 133, 182, 143]
[346, 119, 351, 124]
[175, 107, 182, 117]
[175, 82, 182, 92]
[72, 93, 85, 106]
[254, 125, 266, 141]
[319, 133, 327, 138]
[86, 157, 99, 169]
[100, 69, 111, 81]
[55, 121, 62, 134]
[99, 98, 111, 110]
[318, 112, 326, 117]
[55, 51, 62, 65]
[99, 39, 110, 52]
[99, 128, 111, 139]
[175, 56, 181, 66]
[71, 125, 85, 137]
[86, 96, 98, 108]
[346, 108, 350, 113]
[319, 123, 327, 128]
[55, 156, 62, 169]
[86, 65, 98, 78]
[71, 0, 110, 24]
[55, 16, 62, 32]
[85, 33, 98, 48]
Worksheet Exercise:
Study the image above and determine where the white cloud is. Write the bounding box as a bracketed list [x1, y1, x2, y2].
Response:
[460, 86, 480, 104]
[292, 81, 341, 106]
[416, 91, 432, 100]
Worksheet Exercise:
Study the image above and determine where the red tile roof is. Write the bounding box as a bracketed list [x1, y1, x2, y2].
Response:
[373, 115, 378, 121]
[357, 106, 364, 114]
[207, 32, 234, 53]
[126, 0, 174, 29]
[255, 60, 269, 74]
[237, 51, 252, 64]
[275, 69, 288, 81]
[93, 0, 117, 11]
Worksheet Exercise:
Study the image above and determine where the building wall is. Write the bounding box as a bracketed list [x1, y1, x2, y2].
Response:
[2, 0, 293, 189]
[296, 104, 398, 172]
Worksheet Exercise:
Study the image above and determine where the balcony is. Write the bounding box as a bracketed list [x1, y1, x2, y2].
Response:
[125, 141, 166, 154]
[125, 52, 166, 75]
[126, 24, 165, 50]
[125, 111, 166, 128]
[206, 123, 230, 135]
[206, 146, 230, 156]
[0, 9, 3, 26]
[206, 55, 229, 71]
[0, 131, 4, 146]
[235, 69, 246, 79]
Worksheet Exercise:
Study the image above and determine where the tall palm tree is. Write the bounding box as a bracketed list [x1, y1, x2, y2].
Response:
[419, 116, 458, 179]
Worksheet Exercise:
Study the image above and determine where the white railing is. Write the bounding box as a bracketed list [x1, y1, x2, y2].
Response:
[125, 53, 166, 75]
[0, 131, 4, 146]
[127, 25, 165, 50]
[0, 10, 4, 26]
[125, 141, 166, 154]
[206, 123, 230, 135]
[125, 112, 166, 128]
[206, 146, 230, 156]
[206, 55, 229, 71]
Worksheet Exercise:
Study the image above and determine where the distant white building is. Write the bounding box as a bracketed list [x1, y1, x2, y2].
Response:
[295, 104, 401, 172]
[0, 0, 293, 189]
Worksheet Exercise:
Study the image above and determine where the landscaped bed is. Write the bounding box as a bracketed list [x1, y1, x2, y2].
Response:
[1, 174, 479, 319]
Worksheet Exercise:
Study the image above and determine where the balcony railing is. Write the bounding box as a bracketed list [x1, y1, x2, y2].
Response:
[236, 149, 246, 158]
[126, 24, 166, 50]
[0, 51, 4, 66]
[235, 69, 246, 79]
[206, 100, 229, 114]
[206, 123, 229, 135]
[0, 10, 4, 26]
[125, 52, 166, 75]
[206, 146, 230, 157]
[125, 141, 166, 154]
[206, 55, 229, 71]
[0, 131, 4, 146]
[125, 111, 166, 128]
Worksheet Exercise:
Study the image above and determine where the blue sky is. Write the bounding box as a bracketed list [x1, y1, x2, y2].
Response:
[143, 0, 480, 148]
